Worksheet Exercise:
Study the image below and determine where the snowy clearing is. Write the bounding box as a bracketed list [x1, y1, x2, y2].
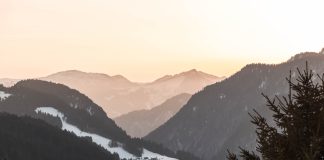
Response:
[35, 107, 177, 160]
[0, 91, 11, 101]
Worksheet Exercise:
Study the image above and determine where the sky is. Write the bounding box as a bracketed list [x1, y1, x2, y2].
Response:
[1, 0, 324, 82]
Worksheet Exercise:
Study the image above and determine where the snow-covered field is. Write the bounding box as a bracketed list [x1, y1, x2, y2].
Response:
[35, 107, 177, 160]
[0, 91, 11, 101]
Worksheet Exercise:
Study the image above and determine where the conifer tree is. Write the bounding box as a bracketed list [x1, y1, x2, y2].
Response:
[228, 62, 324, 160]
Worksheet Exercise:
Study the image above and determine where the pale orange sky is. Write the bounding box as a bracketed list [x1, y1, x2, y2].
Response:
[1, 0, 324, 82]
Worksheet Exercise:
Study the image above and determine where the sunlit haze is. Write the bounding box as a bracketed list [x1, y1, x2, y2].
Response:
[1, 0, 324, 82]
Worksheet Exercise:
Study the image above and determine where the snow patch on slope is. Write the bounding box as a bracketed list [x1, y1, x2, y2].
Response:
[35, 107, 176, 160]
[259, 81, 266, 89]
[87, 107, 94, 116]
[0, 91, 11, 101]
[219, 94, 226, 99]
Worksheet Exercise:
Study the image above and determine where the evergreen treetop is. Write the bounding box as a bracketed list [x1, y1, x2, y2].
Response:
[228, 62, 324, 160]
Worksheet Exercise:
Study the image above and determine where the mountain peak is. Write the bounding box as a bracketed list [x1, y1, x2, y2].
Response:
[47, 70, 112, 79]
[182, 69, 200, 75]
[152, 69, 223, 84]
[46, 70, 136, 84]
[182, 69, 214, 77]
[287, 50, 324, 63]
[179, 69, 222, 79]
[55, 70, 85, 75]
[187, 69, 198, 73]
[111, 75, 132, 83]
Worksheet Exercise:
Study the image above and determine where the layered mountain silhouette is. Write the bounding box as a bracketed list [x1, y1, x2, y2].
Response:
[38, 69, 224, 117]
[0, 80, 188, 159]
[145, 51, 324, 160]
[0, 80, 127, 141]
[115, 93, 192, 138]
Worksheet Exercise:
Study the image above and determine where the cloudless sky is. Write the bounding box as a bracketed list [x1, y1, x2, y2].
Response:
[1, 0, 324, 82]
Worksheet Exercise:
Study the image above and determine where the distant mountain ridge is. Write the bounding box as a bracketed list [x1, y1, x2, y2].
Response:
[0, 79, 199, 160]
[0, 69, 223, 118]
[145, 50, 324, 160]
[0, 69, 224, 118]
[151, 69, 219, 83]
[115, 93, 192, 138]
[0, 80, 129, 144]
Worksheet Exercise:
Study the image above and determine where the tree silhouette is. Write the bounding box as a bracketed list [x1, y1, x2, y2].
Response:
[228, 62, 324, 160]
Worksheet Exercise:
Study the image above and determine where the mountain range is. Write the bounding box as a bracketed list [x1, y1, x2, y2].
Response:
[0, 80, 197, 160]
[0, 69, 224, 118]
[40, 69, 224, 117]
[145, 51, 324, 160]
[115, 93, 192, 138]
[2, 50, 322, 160]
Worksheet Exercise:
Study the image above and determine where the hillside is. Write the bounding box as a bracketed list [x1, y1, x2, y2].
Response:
[145, 51, 324, 160]
[0, 113, 118, 160]
[0, 80, 182, 160]
[115, 93, 191, 137]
